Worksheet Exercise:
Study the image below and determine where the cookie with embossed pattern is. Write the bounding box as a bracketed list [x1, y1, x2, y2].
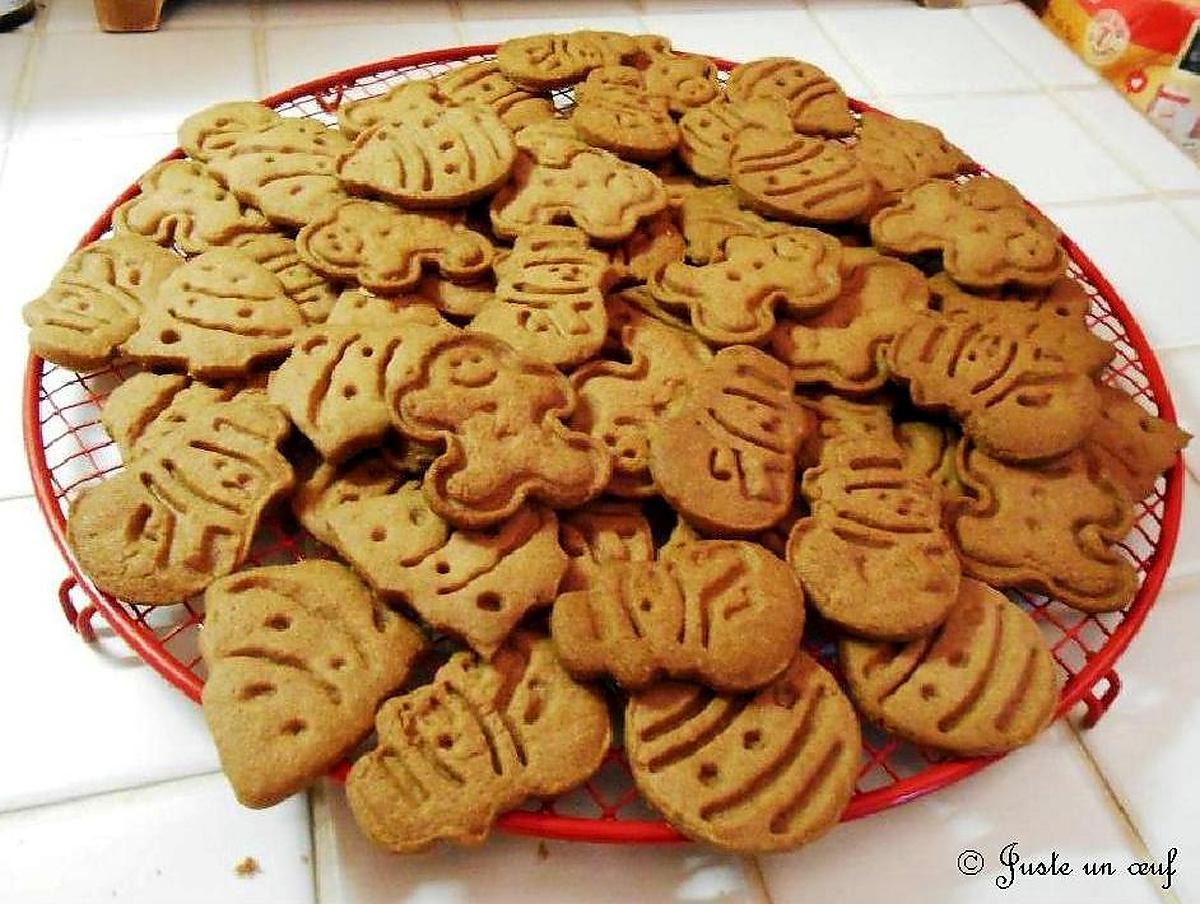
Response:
[201, 560, 426, 807]
[769, 248, 930, 393]
[558, 499, 654, 592]
[469, 226, 616, 367]
[950, 440, 1138, 613]
[927, 273, 1113, 377]
[569, 294, 711, 498]
[649, 229, 843, 346]
[327, 479, 566, 657]
[572, 66, 680, 162]
[731, 127, 879, 225]
[726, 57, 855, 137]
[297, 198, 494, 294]
[496, 30, 639, 90]
[112, 159, 272, 255]
[649, 345, 811, 535]
[887, 309, 1100, 462]
[490, 132, 668, 243]
[787, 426, 960, 641]
[852, 112, 973, 208]
[180, 101, 351, 229]
[1085, 383, 1190, 504]
[678, 185, 794, 264]
[606, 209, 687, 284]
[678, 98, 792, 183]
[23, 233, 182, 372]
[626, 650, 860, 853]
[67, 389, 293, 605]
[436, 60, 556, 129]
[347, 632, 611, 852]
[338, 105, 517, 208]
[636, 38, 720, 114]
[552, 538, 805, 692]
[123, 247, 305, 379]
[840, 577, 1058, 756]
[870, 178, 1066, 290]
[388, 331, 611, 528]
[337, 80, 451, 140]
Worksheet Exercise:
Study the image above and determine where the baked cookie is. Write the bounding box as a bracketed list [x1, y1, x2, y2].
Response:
[23, 233, 181, 372]
[887, 309, 1101, 461]
[496, 30, 639, 89]
[769, 248, 930, 393]
[435, 60, 556, 129]
[606, 209, 687, 284]
[678, 184, 795, 263]
[625, 651, 861, 852]
[731, 127, 879, 224]
[346, 632, 611, 852]
[927, 273, 1113, 377]
[123, 247, 305, 379]
[490, 131, 668, 243]
[572, 66, 680, 162]
[852, 112, 973, 207]
[636, 39, 720, 114]
[787, 429, 960, 641]
[112, 159, 272, 255]
[870, 178, 1066, 290]
[469, 226, 616, 367]
[1085, 383, 1190, 503]
[678, 98, 792, 183]
[337, 105, 518, 208]
[227, 232, 340, 326]
[180, 101, 351, 229]
[201, 561, 426, 807]
[296, 199, 494, 294]
[726, 57, 855, 137]
[951, 440, 1138, 612]
[840, 578, 1058, 756]
[67, 389, 293, 605]
[558, 499, 655, 591]
[569, 295, 711, 497]
[648, 229, 843, 346]
[388, 331, 612, 527]
[336, 80, 451, 140]
[552, 539, 805, 692]
[649, 345, 811, 535]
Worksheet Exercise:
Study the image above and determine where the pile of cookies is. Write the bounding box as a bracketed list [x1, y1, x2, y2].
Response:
[23, 31, 1190, 855]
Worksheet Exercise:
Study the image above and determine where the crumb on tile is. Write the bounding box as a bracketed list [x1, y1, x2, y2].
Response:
[537, 841, 550, 861]
[235, 856, 260, 878]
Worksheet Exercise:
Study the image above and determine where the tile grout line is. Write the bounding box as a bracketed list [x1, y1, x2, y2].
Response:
[249, 0, 268, 98]
[1064, 721, 1182, 904]
[803, 5, 888, 99]
[0, 767, 229, 820]
[743, 855, 775, 904]
[3, 0, 44, 146]
[306, 787, 321, 904]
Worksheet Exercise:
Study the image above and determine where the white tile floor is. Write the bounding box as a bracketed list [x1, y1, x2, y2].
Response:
[3, 1, 1199, 902]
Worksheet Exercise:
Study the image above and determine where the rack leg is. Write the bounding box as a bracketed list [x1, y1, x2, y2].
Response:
[57, 576, 98, 644]
[1080, 670, 1122, 728]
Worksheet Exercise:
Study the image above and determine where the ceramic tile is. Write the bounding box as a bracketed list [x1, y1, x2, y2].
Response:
[1044, 201, 1200, 351]
[0, 497, 223, 811]
[1170, 198, 1200, 237]
[759, 723, 1161, 904]
[1157, 345, 1200, 485]
[1076, 575, 1200, 903]
[969, 4, 1099, 88]
[639, 8, 871, 96]
[458, 0, 640, 19]
[45, 0, 255, 32]
[805, 0, 912, 9]
[0, 773, 313, 904]
[311, 780, 766, 903]
[16, 31, 256, 143]
[459, 14, 646, 45]
[263, 21, 463, 94]
[810, 6, 1036, 96]
[880, 94, 1143, 205]
[262, 0, 456, 29]
[0, 33, 31, 143]
[1055, 86, 1200, 194]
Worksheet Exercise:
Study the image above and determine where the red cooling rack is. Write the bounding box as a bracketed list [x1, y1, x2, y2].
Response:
[23, 47, 1186, 845]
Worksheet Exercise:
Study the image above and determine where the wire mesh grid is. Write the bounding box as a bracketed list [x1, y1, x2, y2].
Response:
[25, 47, 1184, 844]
